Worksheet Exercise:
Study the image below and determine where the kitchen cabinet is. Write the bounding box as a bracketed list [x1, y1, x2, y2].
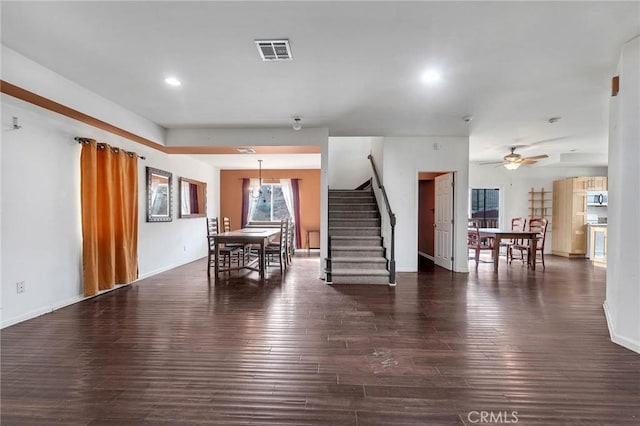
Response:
[588, 224, 607, 266]
[552, 177, 588, 257]
[575, 176, 608, 191]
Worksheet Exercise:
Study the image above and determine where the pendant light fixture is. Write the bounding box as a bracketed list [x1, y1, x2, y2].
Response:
[251, 160, 264, 199]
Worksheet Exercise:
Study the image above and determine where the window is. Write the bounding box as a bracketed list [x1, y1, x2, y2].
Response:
[470, 188, 500, 228]
[249, 184, 289, 222]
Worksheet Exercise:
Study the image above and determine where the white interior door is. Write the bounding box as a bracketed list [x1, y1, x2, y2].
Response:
[434, 173, 454, 270]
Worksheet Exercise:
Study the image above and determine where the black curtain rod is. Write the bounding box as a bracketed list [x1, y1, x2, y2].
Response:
[75, 137, 146, 160]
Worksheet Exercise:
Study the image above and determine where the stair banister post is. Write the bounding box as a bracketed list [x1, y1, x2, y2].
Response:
[368, 154, 397, 286]
[389, 213, 396, 286]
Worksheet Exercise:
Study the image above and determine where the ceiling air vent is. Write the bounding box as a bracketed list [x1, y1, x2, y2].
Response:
[255, 39, 292, 61]
[237, 147, 256, 154]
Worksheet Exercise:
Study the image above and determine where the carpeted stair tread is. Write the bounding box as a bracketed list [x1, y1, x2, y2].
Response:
[331, 268, 390, 276]
[331, 256, 387, 262]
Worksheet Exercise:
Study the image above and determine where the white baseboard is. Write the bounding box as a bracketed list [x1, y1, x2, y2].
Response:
[603, 301, 640, 354]
[2, 305, 56, 328]
[418, 251, 434, 261]
[2, 294, 84, 328]
[138, 256, 206, 280]
[1, 257, 208, 329]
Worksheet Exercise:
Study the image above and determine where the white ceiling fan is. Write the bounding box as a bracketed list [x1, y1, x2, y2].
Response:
[481, 146, 549, 170]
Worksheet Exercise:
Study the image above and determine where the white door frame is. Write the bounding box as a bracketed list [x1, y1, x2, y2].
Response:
[433, 172, 456, 271]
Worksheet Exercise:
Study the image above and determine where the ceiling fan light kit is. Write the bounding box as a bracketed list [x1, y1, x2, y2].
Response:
[480, 146, 550, 170]
[504, 162, 521, 170]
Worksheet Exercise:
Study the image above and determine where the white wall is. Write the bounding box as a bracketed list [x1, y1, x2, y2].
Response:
[328, 137, 373, 189]
[370, 137, 384, 179]
[1, 96, 217, 328]
[382, 137, 470, 273]
[469, 164, 608, 253]
[0, 46, 220, 327]
[605, 36, 640, 354]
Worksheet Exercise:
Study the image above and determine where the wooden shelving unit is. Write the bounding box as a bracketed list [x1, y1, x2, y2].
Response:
[529, 187, 552, 223]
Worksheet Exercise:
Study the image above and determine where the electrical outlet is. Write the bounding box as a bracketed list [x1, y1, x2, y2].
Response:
[16, 281, 25, 294]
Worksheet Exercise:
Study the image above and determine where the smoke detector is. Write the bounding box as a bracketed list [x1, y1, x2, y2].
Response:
[255, 39, 293, 61]
[292, 116, 302, 131]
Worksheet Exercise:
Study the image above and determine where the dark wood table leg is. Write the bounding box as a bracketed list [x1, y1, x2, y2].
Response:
[214, 240, 220, 280]
[259, 238, 266, 279]
[493, 236, 501, 271]
[530, 237, 537, 271]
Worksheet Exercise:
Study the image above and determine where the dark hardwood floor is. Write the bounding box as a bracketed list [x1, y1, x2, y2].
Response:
[2, 254, 639, 425]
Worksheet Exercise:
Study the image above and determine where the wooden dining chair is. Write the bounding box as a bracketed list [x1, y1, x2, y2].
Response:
[503, 217, 526, 263]
[222, 216, 251, 265]
[468, 225, 493, 268]
[512, 218, 548, 269]
[206, 217, 244, 276]
[265, 218, 288, 272]
[285, 218, 294, 265]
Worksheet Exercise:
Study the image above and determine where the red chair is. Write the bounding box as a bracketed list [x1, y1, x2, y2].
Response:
[512, 218, 548, 269]
[468, 226, 494, 268]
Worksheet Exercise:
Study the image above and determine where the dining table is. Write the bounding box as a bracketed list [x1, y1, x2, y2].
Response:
[209, 228, 281, 279]
[473, 228, 540, 271]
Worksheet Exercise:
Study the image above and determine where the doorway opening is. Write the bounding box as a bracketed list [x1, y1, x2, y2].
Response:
[418, 172, 455, 272]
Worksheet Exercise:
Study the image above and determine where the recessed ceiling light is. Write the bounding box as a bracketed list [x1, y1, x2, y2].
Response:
[421, 69, 442, 84]
[164, 77, 182, 87]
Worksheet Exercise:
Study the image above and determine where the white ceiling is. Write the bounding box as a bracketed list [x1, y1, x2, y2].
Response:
[2, 1, 639, 168]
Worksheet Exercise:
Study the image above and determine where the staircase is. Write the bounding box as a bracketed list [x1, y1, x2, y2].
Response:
[327, 188, 390, 284]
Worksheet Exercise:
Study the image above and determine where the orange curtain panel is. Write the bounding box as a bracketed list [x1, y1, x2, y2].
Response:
[80, 140, 138, 297]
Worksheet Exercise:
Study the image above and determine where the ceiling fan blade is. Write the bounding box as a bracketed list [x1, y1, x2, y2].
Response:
[521, 159, 538, 165]
[523, 154, 549, 160]
[479, 161, 505, 165]
[526, 137, 568, 147]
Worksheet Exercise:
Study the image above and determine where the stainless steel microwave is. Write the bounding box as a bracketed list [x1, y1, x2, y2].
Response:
[587, 191, 608, 206]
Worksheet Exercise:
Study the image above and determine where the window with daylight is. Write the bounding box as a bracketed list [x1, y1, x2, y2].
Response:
[470, 188, 500, 228]
[249, 184, 290, 222]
